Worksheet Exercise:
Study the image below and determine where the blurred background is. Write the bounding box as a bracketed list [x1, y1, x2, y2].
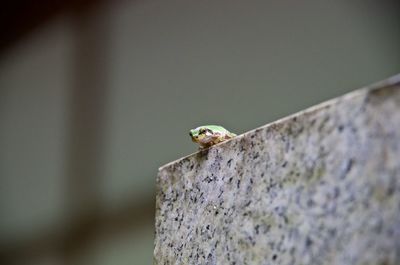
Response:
[0, 0, 399, 264]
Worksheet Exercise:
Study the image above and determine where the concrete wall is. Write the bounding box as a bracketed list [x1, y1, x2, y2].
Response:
[155, 75, 400, 265]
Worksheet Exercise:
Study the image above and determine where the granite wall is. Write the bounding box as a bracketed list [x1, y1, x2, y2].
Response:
[154, 75, 400, 265]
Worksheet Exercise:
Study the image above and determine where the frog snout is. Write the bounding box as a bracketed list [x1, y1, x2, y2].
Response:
[189, 132, 197, 141]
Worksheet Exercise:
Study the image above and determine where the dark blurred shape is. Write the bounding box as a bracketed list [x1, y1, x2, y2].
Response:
[63, 5, 109, 262]
[0, 0, 102, 53]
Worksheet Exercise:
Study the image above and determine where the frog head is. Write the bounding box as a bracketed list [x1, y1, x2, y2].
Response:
[189, 126, 213, 144]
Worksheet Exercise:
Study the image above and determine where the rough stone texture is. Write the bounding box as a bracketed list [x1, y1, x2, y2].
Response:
[154, 75, 400, 265]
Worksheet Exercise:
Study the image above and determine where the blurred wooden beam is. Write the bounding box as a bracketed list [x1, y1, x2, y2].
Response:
[0, 195, 155, 265]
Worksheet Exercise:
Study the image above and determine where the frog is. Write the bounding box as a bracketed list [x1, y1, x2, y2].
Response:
[189, 125, 237, 149]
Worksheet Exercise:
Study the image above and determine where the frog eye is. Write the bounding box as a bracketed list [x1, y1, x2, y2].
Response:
[199, 128, 213, 135]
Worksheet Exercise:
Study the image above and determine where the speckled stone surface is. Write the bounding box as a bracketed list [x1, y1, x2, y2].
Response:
[154, 75, 400, 265]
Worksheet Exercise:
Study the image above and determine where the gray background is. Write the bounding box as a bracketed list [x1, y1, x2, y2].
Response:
[0, 0, 399, 264]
